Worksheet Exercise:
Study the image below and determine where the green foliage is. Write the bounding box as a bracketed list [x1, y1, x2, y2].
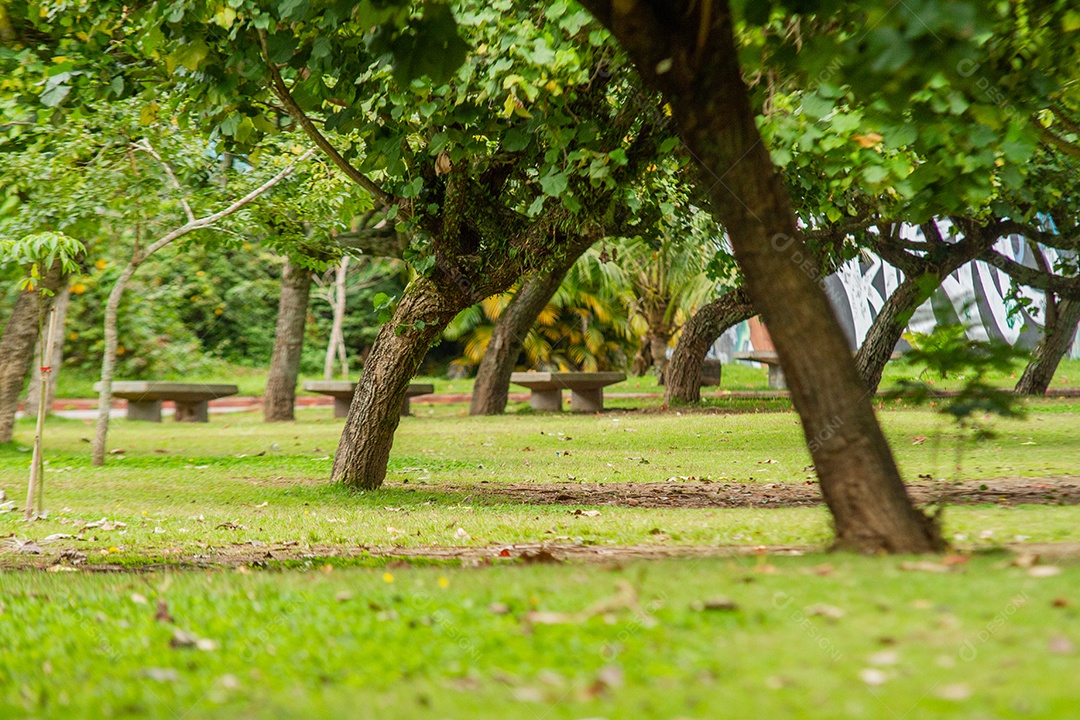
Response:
[0, 231, 84, 293]
[891, 323, 1028, 442]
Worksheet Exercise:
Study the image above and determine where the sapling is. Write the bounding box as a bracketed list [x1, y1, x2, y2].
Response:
[0, 232, 85, 520]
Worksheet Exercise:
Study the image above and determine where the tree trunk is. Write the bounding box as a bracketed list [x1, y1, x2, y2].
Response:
[470, 262, 574, 415]
[0, 263, 65, 444]
[648, 324, 673, 382]
[324, 256, 349, 381]
[264, 259, 313, 422]
[665, 286, 753, 404]
[25, 284, 71, 418]
[854, 273, 938, 395]
[584, 1, 942, 552]
[1016, 297, 1080, 395]
[331, 277, 461, 489]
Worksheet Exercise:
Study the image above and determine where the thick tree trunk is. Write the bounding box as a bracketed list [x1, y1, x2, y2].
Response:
[854, 273, 938, 395]
[470, 262, 574, 415]
[324, 256, 349, 380]
[0, 263, 65, 444]
[648, 324, 672, 382]
[264, 259, 313, 422]
[331, 277, 462, 489]
[665, 286, 753, 404]
[1016, 297, 1080, 395]
[585, 1, 942, 552]
[25, 284, 71, 417]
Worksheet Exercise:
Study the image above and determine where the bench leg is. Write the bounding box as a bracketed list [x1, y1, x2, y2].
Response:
[570, 388, 603, 413]
[175, 400, 209, 422]
[400, 397, 411, 417]
[333, 397, 351, 419]
[530, 389, 562, 412]
[767, 365, 787, 390]
[126, 400, 162, 422]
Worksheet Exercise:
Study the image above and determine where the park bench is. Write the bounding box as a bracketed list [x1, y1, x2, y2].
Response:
[509, 371, 626, 412]
[734, 350, 903, 390]
[94, 381, 239, 422]
[734, 351, 788, 389]
[302, 381, 435, 418]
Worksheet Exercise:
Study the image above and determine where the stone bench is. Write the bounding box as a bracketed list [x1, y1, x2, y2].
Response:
[94, 381, 239, 422]
[734, 351, 788, 389]
[302, 381, 435, 418]
[509, 371, 626, 412]
[735, 350, 902, 390]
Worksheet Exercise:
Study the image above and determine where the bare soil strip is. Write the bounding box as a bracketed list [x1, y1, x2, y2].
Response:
[425, 476, 1080, 510]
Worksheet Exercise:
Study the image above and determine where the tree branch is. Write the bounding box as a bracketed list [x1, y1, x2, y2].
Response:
[979, 248, 1080, 299]
[257, 29, 396, 210]
[133, 139, 196, 224]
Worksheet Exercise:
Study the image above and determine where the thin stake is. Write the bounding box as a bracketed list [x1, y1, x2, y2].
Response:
[25, 305, 57, 520]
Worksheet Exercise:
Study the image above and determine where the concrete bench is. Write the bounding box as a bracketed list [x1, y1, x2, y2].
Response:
[509, 371, 626, 412]
[302, 381, 435, 418]
[94, 381, 239, 422]
[734, 351, 788, 389]
[735, 350, 903, 390]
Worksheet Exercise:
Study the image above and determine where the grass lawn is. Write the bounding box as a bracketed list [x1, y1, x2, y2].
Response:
[50, 358, 1080, 399]
[2, 398, 1078, 718]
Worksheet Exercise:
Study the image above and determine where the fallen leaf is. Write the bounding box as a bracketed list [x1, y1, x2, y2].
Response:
[454, 528, 471, 540]
[1028, 566, 1063, 578]
[911, 436, 928, 445]
[335, 591, 353, 603]
[520, 549, 561, 564]
[691, 597, 739, 612]
[867, 650, 899, 666]
[806, 604, 845, 620]
[1049, 635, 1076, 655]
[569, 509, 601, 517]
[859, 668, 888, 686]
[936, 684, 971, 701]
[131, 593, 148, 605]
[142, 668, 179, 682]
[899, 561, 952, 573]
[155, 600, 175, 623]
[488, 602, 511, 615]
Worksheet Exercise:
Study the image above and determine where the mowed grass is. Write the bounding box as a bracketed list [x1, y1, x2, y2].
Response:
[50, 358, 1080, 399]
[2, 398, 1080, 719]
[3, 556, 1080, 719]
[0, 399, 1079, 565]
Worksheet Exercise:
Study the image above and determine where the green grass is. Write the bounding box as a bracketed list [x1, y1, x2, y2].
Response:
[4, 555, 1080, 719]
[50, 358, 1080, 400]
[2, 395, 1079, 718]
[1, 400, 1079, 567]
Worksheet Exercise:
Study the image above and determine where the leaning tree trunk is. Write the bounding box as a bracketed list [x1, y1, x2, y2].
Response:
[1016, 297, 1080, 396]
[665, 286, 753, 404]
[331, 277, 461, 489]
[25, 285, 71, 418]
[264, 259, 313, 422]
[585, 1, 942, 552]
[854, 273, 939, 395]
[471, 262, 574, 415]
[0, 263, 65, 444]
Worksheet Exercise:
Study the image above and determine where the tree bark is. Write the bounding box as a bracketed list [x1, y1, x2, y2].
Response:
[665, 286, 753, 404]
[854, 273, 937, 395]
[25, 284, 71, 418]
[331, 277, 461, 489]
[323, 256, 350, 381]
[264, 259, 313, 422]
[470, 260, 576, 415]
[1016, 297, 1080, 395]
[0, 263, 65, 444]
[580, 0, 943, 552]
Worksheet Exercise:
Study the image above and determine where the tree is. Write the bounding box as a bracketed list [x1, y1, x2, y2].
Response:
[91, 144, 317, 464]
[263, 257, 314, 422]
[24, 283, 70, 417]
[574, 1, 943, 552]
[0, 231, 84, 518]
[664, 286, 754, 404]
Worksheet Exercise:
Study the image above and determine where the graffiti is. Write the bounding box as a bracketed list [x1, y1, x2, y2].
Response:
[713, 226, 1078, 362]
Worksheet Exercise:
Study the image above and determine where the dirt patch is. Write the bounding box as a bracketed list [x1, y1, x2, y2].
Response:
[424, 476, 1080, 510]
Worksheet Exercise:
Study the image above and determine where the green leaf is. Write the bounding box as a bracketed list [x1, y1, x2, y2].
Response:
[538, 170, 568, 197]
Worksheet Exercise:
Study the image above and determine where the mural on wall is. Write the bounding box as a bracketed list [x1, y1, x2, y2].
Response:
[712, 228, 1079, 362]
